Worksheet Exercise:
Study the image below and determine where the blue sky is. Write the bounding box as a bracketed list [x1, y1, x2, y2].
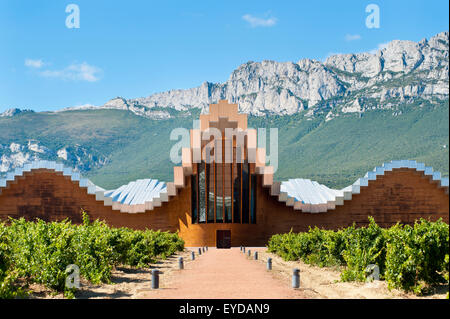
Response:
[0, 0, 448, 112]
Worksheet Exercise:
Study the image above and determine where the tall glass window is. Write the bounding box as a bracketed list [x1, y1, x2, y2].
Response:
[198, 162, 206, 223]
[250, 174, 256, 224]
[215, 162, 223, 222]
[224, 164, 232, 223]
[242, 162, 250, 223]
[191, 151, 257, 224]
[191, 174, 198, 223]
[232, 162, 241, 223]
[207, 164, 215, 223]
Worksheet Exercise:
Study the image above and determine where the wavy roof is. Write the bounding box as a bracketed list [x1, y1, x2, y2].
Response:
[0, 160, 169, 213]
[279, 160, 448, 213]
[0, 159, 448, 214]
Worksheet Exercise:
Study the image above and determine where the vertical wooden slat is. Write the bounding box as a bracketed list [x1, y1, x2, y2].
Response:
[205, 161, 208, 224]
[214, 160, 216, 223]
[196, 163, 199, 224]
[240, 160, 243, 224]
[248, 162, 251, 224]
[222, 137, 226, 224]
[231, 137, 234, 223]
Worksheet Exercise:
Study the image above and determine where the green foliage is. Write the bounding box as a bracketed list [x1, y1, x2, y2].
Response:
[341, 217, 386, 282]
[109, 227, 184, 267]
[6, 218, 77, 292]
[384, 219, 449, 294]
[268, 226, 346, 267]
[268, 230, 307, 262]
[0, 213, 184, 299]
[267, 217, 449, 295]
[0, 223, 25, 298]
[71, 220, 116, 284]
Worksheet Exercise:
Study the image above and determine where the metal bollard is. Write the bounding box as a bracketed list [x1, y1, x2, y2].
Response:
[191, 251, 195, 260]
[198, 248, 202, 255]
[267, 257, 272, 270]
[254, 251, 258, 260]
[292, 268, 300, 289]
[178, 257, 184, 270]
[151, 269, 159, 289]
[247, 249, 251, 257]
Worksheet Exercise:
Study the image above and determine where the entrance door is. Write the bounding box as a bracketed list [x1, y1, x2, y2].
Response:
[216, 230, 231, 248]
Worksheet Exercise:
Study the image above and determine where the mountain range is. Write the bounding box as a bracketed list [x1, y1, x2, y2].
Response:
[1, 31, 448, 189]
[63, 31, 448, 117]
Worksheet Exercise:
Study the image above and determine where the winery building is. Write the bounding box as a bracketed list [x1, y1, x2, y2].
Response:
[0, 100, 448, 247]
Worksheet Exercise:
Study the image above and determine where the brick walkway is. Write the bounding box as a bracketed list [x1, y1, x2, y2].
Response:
[142, 247, 305, 299]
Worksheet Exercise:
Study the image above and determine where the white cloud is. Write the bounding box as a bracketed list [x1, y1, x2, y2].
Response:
[25, 58, 44, 68]
[242, 14, 277, 27]
[345, 34, 362, 41]
[40, 62, 102, 82]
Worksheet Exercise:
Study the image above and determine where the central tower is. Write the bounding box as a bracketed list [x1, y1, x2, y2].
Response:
[173, 100, 276, 247]
[192, 100, 256, 225]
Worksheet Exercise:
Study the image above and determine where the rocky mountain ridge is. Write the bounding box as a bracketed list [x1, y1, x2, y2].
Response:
[0, 108, 34, 117]
[102, 31, 448, 117]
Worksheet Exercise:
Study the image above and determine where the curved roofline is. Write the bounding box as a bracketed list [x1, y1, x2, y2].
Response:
[1, 159, 448, 215]
[0, 160, 169, 214]
[277, 160, 449, 213]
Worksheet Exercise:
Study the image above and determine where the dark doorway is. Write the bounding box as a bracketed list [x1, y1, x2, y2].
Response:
[216, 230, 231, 248]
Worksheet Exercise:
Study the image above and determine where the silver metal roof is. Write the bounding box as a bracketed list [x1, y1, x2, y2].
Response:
[104, 179, 166, 205]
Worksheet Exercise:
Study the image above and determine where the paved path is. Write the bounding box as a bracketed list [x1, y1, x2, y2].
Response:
[142, 247, 305, 299]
